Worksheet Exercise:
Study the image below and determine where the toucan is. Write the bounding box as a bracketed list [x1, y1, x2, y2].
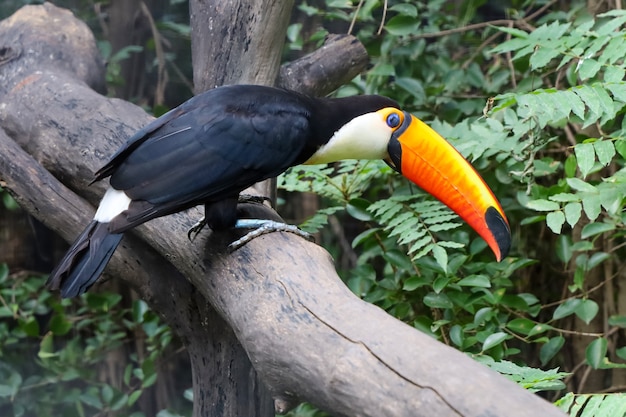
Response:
[46, 84, 511, 298]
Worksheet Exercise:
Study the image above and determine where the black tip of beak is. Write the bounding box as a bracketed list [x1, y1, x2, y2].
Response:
[485, 207, 511, 260]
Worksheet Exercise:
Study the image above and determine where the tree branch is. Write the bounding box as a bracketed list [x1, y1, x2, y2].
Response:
[0, 4, 566, 417]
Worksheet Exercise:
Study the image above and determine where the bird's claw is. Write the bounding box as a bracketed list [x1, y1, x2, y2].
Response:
[228, 219, 314, 252]
[187, 216, 206, 241]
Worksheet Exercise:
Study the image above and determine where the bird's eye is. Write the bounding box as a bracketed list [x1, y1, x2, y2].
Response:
[386, 112, 401, 128]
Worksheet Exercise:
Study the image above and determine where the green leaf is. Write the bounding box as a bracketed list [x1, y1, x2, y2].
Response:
[431, 245, 448, 274]
[352, 228, 380, 248]
[540, 336, 565, 365]
[564, 154, 578, 177]
[346, 198, 373, 221]
[432, 276, 451, 293]
[574, 85, 601, 123]
[403, 276, 430, 291]
[608, 82, 626, 103]
[449, 325, 463, 347]
[526, 199, 560, 211]
[132, 299, 149, 324]
[582, 193, 602, 221]
[101, 385, 114, 405]
[593, 140, 616, 166]
[395, 77, 425, 101]
[482, 332, 510, 351]
[574, 142, 596, 178]
[588, 252, 611, 270]
[389, 3, 418, 17]
[615, 139, 626, 159]
[566, 177, 597, 193]
[423, 292, 453, 309]
[530, 46, 560, 70]
[556, 235, 573, 263]
[457, 275, 491, 288]
[80, 391, 103, 410]
[128, 390, 143, 407]
[546, 211, 565, 234]
[563, 202, 582, 227]
[581, 222, 615, 239]
[578, 58, 602, 80]
[474, 307, 493, 326]
[19, 316, 40, 337]
[384, 15, 420, 36]
[608, 315, 626, 328]
[549, 193, 579, 203]
[529, 323, 554, 337]
[553, 298, 581, 320]
[563, 90, 586, 120]
[49, 314, 72, 336]
[586, 338, 608, 369]
[383, 250, 413, 271]
[575, 299, 599, 324]
[369, 63, 395, 76]
[507, 318, 535, 335]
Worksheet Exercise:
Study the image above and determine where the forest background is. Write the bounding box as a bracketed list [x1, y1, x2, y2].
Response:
[1, 0, 626, 416]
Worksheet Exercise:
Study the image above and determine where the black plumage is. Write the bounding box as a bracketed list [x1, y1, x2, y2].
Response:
[99, 85, 397, 232]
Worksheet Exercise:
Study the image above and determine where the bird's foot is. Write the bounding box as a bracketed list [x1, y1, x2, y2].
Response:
[187, 216, 206, 241]
[238, 194, 273, 205]
[228, 219, 314, 252]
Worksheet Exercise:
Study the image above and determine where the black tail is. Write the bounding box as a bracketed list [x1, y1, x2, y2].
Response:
[46, 221, 123, 298]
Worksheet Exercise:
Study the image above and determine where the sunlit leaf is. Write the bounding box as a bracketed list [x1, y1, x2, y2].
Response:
[593, 140, 616, 166]
[526, 199, 560, 211]
[563, 202, 582, 227]
[546, 211, 565, 234]
[574, 142, 595, 178]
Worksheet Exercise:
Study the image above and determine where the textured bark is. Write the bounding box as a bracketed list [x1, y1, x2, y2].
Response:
[189, 0, 294, 92]
[0, 3, 567, 417]
[277, 33, 369, 97]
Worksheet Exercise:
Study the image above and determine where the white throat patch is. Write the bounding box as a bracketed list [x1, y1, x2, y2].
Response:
[303, 112, 391, 165]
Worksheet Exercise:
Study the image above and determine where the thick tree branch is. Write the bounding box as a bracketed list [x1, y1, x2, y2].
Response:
[0, 4, 566, 417]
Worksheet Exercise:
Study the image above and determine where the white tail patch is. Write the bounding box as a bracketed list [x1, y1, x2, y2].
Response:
[94, 188, 132, 222]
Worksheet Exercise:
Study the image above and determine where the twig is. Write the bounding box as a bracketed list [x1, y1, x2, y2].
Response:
[348, 0, 364, 35]
[376, 0, 388, 36]
[506, 21, 517, 89]
[140, 1, 167, 106]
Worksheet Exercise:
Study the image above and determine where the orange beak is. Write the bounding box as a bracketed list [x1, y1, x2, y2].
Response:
[387, 113, 510, 261]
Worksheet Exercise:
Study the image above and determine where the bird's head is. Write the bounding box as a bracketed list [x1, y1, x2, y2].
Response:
[304, 105, 511, 261]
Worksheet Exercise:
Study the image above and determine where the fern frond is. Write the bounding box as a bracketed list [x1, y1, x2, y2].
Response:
[367, 194, 463, 265]
[299, 206, 344, 233]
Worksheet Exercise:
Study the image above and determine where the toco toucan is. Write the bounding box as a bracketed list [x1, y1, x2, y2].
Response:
[46, 84, 510, 298]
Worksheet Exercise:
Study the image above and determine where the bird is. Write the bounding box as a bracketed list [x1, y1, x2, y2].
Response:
[46, 84, 511, 298]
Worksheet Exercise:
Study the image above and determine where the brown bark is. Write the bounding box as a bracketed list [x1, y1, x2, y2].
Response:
[0, 3, 567, 417]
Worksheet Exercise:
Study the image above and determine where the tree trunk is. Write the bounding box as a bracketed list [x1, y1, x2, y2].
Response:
[0, 3, 567, 417]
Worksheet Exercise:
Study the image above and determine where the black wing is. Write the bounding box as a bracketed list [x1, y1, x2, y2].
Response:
[100, 85, 313, 226]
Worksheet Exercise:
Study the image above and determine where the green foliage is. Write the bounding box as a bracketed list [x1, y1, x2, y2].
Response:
[281, 0, 626, 408]
[0, 186, 19, 211]
[476, 357, 569, 392]
[556, 392, 626, 417]
[0, 264, 188, 417]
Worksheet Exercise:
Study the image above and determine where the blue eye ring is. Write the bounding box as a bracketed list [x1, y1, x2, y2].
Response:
[386, 112, 401, 128]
